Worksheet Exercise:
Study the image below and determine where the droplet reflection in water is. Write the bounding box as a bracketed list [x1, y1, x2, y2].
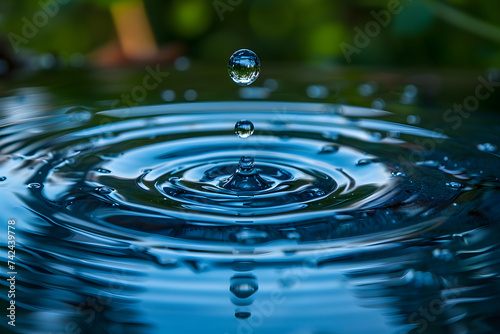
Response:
[235, 119, 254, 138]
[228, 49, 261, 86]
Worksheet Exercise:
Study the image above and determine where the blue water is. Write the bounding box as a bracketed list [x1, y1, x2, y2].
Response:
[1, 69, 500, 334]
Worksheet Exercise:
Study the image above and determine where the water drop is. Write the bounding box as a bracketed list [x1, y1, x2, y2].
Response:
[356, 158, 372, 166]
[477, 143, 497, 152]
[235, 120, 254, 139]
[230, 275, 258, 298]
[319, 145, 339, 154]
[0, 176, 6, 182]
[28, 183, 42, 189]
[95, 186, 115, 194]
[446, 182, 462, 190]
[221, 156, 272, 191]
[96, 168, 111, 174]
[228, 49, 261, 86]
[235, 311, 251, 319]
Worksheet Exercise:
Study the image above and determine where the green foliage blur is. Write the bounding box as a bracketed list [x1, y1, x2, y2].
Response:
[1, 0, 499, 68]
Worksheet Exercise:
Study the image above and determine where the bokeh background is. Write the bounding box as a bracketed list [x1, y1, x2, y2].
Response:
[1, 0, 499, 73]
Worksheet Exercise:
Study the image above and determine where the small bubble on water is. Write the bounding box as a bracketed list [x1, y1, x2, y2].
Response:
[96, 168, 111, 174]
[27, 183, 42, 189]
[184, 89, 197, 101]
[477, 143, 497, 152]
[235, 120, 254, 139]
[356, 158, 372, 166]
[161, 89, 176, 102]
[228, 49, 261, 86]
[319, 145, 339, 154]
[446, 182, 462, 189]
[95, 186, 115, 194]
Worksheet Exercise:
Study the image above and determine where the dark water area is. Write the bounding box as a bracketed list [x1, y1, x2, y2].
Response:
[1, 66, 500, 334]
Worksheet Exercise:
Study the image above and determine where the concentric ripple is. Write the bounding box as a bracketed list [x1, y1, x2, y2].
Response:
[0, 101, 485, 247]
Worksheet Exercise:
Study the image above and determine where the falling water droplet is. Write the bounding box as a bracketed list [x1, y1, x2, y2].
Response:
[235, 120, 254, 139]
[228, 49, 261, 86]
[230, 275, 259, 298]
[235, 311, 251, 319]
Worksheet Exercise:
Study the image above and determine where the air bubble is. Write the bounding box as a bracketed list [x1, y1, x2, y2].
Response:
[228, 49, 261, 86]
[235, 120, 254, 139]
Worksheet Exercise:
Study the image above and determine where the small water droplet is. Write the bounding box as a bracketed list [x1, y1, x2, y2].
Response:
[235, 120, 254, 139]
[228, 49, 261, 86]
[446, 182, 462, 189]
[477, 143, 497, 152]
[96, 168, 111, 174]
[230, 275, 258, 298]
[235, 311, 251, 319]
[27, 183, 42, 189]
[95, 186, 115, 194]
[356, 158, 372, 166]
[0, 176, 6, 182]
[392, 172, 406, 177]
[319, 145, 339, 154]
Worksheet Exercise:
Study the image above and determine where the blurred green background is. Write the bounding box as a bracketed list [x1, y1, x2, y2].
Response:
[1, 0, 499, 69]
